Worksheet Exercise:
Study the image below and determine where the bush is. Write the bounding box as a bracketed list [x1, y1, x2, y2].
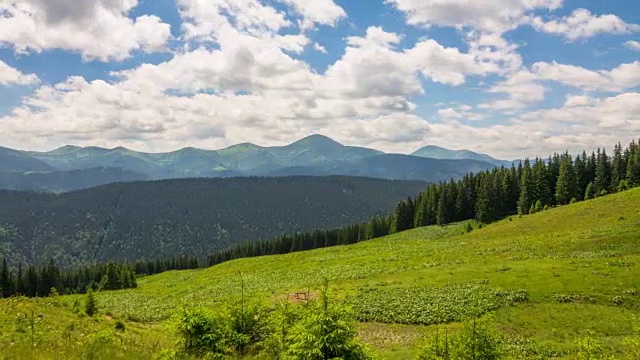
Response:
[618, 180, 630, 192]
[285, 281, 373, 360]
[172, 308, 230, 357]
[228, 302, 270, 355]
[575, 330, 615, 360]
[114, 319, 126, 332]
[570, 198, 577, 204]
[85, 289, 98, 317]
[416, 315, 502, 360]
[534, 200, 543, 212]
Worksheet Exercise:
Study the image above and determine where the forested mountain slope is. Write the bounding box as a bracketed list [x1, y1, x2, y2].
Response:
[0, 176, 426, 267]
[0, 167, 148, 192]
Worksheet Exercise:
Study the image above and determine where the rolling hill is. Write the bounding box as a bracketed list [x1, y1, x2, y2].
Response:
[1, 187, 638, 359]
[0, 176, 427, 266]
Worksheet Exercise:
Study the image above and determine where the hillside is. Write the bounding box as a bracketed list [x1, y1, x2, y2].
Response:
[2, 188, 638, 359]
[0, 167, 148, 192]
[0, 176, 427, 266]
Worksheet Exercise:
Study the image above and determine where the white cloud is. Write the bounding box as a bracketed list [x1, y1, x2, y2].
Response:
[532, 61, 640, 92]
[0, 0, 172, 61]
[279, 0, 346, 29]
[625, 40, 640, 51]
[0, 60, 39, 85]
[313, 43, 328, 54]
[386, 0, 562, 33]
[437, 104, 486, 121]
[178, 0, 290, 41]
[563, 95, 597, 107]
[530, 9, 640, 41]
[480, 70, 546, 110]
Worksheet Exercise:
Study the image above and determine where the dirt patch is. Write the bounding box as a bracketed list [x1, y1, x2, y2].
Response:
[278, 291, 318, 304]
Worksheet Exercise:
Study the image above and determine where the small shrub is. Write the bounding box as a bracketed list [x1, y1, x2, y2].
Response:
[285, 281, 373, 360]
[612, 296, 624, 306]
[575, 330, 606, 360]
[172, 307, 230, 357]
[417, 315, 503, 360]
[85, 289, 98, 317]
[570, 197, 577, 204]
[618, 180, 630, 192]
[465, 223, 473, 233]
[114, 319, 126, 332]
[543, 205, 550, 211]
[535, 200, 543, 212]
[600, 189, 608, 197]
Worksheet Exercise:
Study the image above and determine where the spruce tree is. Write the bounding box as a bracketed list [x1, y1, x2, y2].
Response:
[476, 175, 494, 224]
[611, 142, 625, 192]
[85, 288, 98, 316]
[594, 148, 611, 195]
[518, 159, 533, 214]
[556, 153, 578, 205]
[1, 258, 16, 298]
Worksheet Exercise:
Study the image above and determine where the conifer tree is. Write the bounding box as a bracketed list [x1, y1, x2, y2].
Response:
[518, 159, 533, 214]
[556, 153, 578, 205]
[1, 258, 16, 298]
[611, 142, 625, 192]
[476, 174, 494, 224]
[594, 148, 611, 195]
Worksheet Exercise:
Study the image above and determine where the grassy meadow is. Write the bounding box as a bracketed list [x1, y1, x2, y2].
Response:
[2, 188, 639, 359]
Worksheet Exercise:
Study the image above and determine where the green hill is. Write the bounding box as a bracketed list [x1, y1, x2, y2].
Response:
[2, 188, 639, 359]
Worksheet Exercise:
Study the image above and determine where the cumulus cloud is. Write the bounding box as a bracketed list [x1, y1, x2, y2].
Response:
[0, 60, 39, 85]
[386, 0, 562, 33]
[279, 0, 346, 29]
[625, 40, 640, 51]
[529, 9, 640, 41]
[532, 61, 640, 92]
[0, 0, 172, 61]
[480, 70, 546, 110]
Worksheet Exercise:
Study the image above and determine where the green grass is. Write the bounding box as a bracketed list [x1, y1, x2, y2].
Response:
[2, 188, 640, 359]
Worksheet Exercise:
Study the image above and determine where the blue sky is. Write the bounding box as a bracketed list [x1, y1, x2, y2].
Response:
[0, 0, 638, 158]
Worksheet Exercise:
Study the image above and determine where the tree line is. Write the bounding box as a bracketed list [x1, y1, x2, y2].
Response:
[0, 258, 137, 298]
[2, 139, 639, 297]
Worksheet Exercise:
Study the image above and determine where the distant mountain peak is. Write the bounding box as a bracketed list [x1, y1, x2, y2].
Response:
[48, 145, 82, 154]
[289, 134, 344, 148]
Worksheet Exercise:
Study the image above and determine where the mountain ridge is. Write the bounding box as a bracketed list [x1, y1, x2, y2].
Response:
[1, 135, 511, 191]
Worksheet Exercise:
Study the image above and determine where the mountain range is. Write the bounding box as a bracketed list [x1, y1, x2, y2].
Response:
[0, 135, 513, 192]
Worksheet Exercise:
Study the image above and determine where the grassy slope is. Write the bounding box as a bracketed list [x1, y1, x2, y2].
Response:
[2, 188, 639, 359]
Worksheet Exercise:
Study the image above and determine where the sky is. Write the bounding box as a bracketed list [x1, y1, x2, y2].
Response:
[0, 0, 638, 159]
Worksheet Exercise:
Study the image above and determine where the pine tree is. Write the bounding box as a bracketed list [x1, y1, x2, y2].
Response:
[476, 174, 494, 224]
[611, 142, 625, 192]
[1, 258, 16, 298]
[594, 148, 611, 196]
[85, 289, 98, 316]
[518, 159, 533, 214]
[627, 142, 640, 187]
[436, 185, 450, 226]
[574, 153, 587, 200]
[555, 153, 578, 205]
[585, 182, 595, 200]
